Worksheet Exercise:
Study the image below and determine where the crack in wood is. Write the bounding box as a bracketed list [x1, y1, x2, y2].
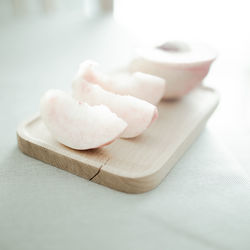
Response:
[89, 158, 109, 181]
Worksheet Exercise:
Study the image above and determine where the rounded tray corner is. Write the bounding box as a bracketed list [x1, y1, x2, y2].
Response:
[91, 165, 168, 194]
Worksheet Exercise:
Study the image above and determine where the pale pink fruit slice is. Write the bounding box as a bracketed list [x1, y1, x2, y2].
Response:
[40, 89, 127, 150]
[129, 41, 217, 99]
[108, 72, 165, 105]
[72, 79, 158, 138]
[76, 60, 165, 105]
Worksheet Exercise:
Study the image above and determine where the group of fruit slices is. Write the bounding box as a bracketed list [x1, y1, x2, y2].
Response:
[40, 41, 217, 150]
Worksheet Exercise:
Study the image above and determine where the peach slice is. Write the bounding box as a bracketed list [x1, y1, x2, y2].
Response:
[110, 72, 165, 105]
[40, 89, 127, 150]
[76, 60, 165, 105]
[129, 41, 217, 99]
[72, 78, 158, 138]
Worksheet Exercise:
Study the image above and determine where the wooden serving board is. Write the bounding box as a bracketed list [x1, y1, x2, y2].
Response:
[17, 86, 219, 193]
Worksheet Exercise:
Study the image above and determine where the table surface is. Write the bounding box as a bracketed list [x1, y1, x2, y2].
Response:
[0, 13, 250, 250]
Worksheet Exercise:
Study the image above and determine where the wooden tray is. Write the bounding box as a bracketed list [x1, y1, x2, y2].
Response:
[17, 86, 219, 193]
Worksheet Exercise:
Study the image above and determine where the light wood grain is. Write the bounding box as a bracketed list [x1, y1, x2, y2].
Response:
[17, 86, 219, 193]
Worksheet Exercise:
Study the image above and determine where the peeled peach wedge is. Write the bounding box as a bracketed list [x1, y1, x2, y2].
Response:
[72, 78, 158, 138]
[129, 41, 217, 99]
[40, 89, 127, 150]
[108, 72, 165, 105]
[77, 60, 165, 105]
